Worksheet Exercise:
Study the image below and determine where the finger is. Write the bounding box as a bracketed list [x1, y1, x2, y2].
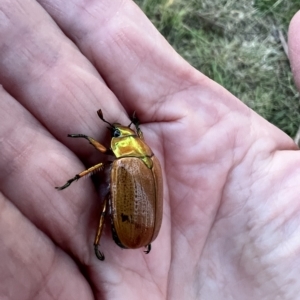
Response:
[288, 10, 300, 90]
[0, 192, 93, 300]
[0, 0, 127, 157]
[37, 0, 203, 120]
[0, 86, 99, 263]
[0, 86, 170, 289]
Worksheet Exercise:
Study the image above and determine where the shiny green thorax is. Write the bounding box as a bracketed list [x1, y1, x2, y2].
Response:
[110, 124, 153, 169]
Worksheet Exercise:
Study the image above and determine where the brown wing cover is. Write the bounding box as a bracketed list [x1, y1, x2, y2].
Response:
[110, 157, 163, 249]
[150, 156, 163, 242]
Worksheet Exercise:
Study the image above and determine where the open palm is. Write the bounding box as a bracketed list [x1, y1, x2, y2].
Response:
[1, 1, 300, 299]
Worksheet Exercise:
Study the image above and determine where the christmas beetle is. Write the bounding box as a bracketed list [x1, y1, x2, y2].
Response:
[56, 110, 163, 261]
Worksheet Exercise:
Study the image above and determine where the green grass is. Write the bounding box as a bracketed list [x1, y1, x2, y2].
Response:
[135, 0, 300, 137]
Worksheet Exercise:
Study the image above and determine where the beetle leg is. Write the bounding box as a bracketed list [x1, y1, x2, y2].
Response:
[144, 244, 151, 254]
[67, 134, 112, 154]
[94, 195, 108, 261]
[55, 162, 104, 190]
[130, 112, 144, 140]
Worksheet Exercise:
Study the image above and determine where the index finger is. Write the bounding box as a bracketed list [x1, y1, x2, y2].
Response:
[37, 0, 203, 120]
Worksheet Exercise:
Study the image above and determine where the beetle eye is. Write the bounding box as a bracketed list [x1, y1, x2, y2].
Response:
[113, 129, 121, 137]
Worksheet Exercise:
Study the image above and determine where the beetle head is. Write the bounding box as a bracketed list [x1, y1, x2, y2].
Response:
[97, 109, 136, 138]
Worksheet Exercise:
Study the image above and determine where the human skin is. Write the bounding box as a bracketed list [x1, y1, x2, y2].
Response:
[0, 1, 300, 299]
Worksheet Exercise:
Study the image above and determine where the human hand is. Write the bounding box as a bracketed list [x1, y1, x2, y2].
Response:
[1, 1, 300, 299]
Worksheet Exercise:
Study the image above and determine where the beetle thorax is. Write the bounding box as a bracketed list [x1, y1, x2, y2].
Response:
[111, 135, 152, 158]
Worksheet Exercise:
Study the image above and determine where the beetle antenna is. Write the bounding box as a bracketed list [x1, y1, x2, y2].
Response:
[97, 109, 114, 128]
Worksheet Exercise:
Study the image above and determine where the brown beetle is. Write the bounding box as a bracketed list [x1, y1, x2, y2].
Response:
[56, 110, 163, 260]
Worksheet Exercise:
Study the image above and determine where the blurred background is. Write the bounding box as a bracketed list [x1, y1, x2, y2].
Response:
[135, 0, 300, 141]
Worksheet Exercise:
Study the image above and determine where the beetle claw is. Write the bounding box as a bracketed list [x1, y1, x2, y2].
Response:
[55, 182, 71, 190]
[55, 175, 80, 190]
[144, 244, 151, 254]
[94, 244, 105, 261]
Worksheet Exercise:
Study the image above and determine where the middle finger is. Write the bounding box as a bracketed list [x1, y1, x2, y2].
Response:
[0, 0, 127, 156]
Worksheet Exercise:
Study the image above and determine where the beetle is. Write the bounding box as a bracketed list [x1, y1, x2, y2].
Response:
[56, 109, 163, 261]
